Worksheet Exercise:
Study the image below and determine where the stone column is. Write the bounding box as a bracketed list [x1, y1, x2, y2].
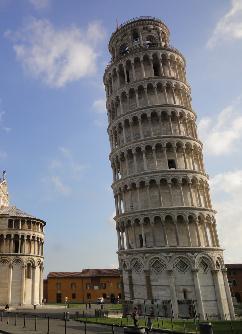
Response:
[141, 223, 146, 247]
[132, 224, 137, 248]
[212, 269, 226, 320]
[192, 269, 205, 320]
[174, 220, 180, 246]
[222, 269, 235, 320]
[32, 266, 36, 305]
[142, 149, 148, 170]
[169, 115, 173, 134]
[3, 234, 6, 252]
[144, 270, 153, 300]
[164, 85, 168, 103]
[21, 265, 26, 305]
[140, 60, 145, 78]
[138, 117, 144, 139]
[10, 236, 14, 253]
[163, 146, 168, 168]
[188, 182, 194, 206]
[180, 183, 185, 205]
[168, 182, 174, 206]
[133, 150, 137, 173]
[121, 231, 125, 249]
[125, 227, 130, 249]
[195, 219, 201, 246]
[167, 270, 178, 318]
[128, 269, 134, 300]
[183, 147, 188, 169]
[117, 229, 121, 250]
[186, 220, 192, 246]
[39, 266, 43, 304]
[131, 62, 136, 81]
[8, 264, 13, 304]
[150, 221, 156, 246]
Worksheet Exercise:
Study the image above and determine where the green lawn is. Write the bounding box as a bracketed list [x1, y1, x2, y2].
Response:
[45, 303, 122, 310]
[77, 316, 242, 334]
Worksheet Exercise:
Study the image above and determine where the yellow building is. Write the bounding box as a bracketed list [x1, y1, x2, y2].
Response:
[46, 269, 121, 304]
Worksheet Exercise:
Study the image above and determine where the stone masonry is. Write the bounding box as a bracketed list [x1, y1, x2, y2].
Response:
[104, 17, 235, 320]
[0, 175, 45, 306]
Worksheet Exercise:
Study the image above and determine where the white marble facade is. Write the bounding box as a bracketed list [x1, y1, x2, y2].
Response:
[0, 177, 45, 306]
[104, 17, 235, 320]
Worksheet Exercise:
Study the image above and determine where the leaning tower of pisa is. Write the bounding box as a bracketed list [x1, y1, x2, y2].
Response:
[104, 17, 235, 320]
[0, 175, 45, 306]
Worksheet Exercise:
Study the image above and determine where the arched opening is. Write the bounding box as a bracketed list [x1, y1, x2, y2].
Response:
[119, 43, 128, 55]
[183, 289, 188, 300]
[26, 263, 32, 279]
[132, 30, 139, 43]
[152, 54, 161, 76]
[146, 35, 157, 48]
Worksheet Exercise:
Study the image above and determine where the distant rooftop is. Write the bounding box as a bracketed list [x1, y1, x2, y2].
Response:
[47, 269, 120, 278]
[226, 264, 242, 270]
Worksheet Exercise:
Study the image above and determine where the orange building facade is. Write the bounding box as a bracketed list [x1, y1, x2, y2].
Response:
[226, 264, 242, 304]
[45, 269, 121, 304]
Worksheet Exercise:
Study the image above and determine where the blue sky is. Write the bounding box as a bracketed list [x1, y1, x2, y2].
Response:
[0, 0, 242, 276]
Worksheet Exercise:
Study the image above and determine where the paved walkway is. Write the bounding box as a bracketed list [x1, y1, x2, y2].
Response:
[0, 316, 125, 334]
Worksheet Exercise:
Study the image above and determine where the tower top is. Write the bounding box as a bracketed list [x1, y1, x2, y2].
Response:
[108, 17, 170, 59]
[0, 171, 9, 208]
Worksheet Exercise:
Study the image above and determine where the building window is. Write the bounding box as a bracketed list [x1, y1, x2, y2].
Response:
[14, 239, 19, 253]
[86, 283, 92, 290]
[183, 289, 188, 300]
[235, 292, 241, 303]
[87, 293, 91, 299]
[100, 283, 106, 289]
[56, 293, 62, 303]
[233, 279, 237, 286]
[168, 159, 176, 169]
[72, 293, 76, 299]
[117, 283, 121, 289]
[56, 283, 61, 291]
[139, 234, 143, 248]
[8, 219, 13, 228]
[26, 263, 32, 279]
[71, 283, 76, 291]
[94, 285, 99, 290]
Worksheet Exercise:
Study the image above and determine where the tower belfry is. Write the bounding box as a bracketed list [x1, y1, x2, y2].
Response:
[104, 17, 234, 320]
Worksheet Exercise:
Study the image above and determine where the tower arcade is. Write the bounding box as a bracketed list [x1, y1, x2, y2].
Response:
[0, 176, 45, 306]
[104, 17, 234, 320]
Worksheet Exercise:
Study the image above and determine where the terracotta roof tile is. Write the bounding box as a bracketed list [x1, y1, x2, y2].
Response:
[47, 269, 120, 279]
[0, 205, 46, 224]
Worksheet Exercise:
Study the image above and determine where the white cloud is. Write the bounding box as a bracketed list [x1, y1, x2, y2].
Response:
[5, 18, 105, 88]
[92, 98, 107, 127]
[50, 175, 70, 195]
[45, 147, 87, 196]
[207, 0, 242, 48]
[210, 170, 242, 263]
[0, 98, 11, 132]
[93, 98, 106, 114]
[198, 95, 242, 155]
[28, 0, 50, 9]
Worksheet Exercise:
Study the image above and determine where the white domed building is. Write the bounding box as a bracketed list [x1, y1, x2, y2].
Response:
[0, 175, 45, 306]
